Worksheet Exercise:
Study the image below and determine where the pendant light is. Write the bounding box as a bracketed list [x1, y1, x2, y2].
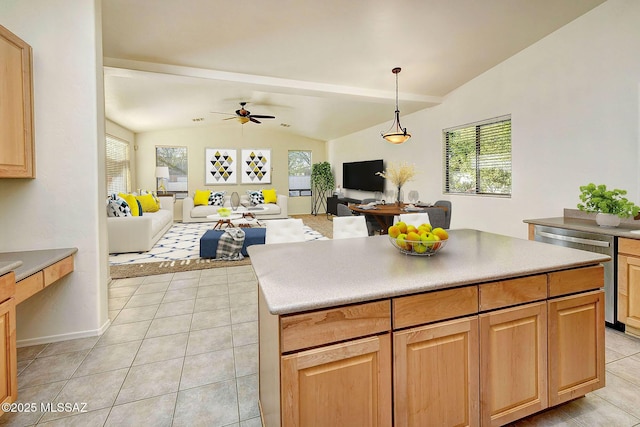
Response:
[381, 67, 411, 144]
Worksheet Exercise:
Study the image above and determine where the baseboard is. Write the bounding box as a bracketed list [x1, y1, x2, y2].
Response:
[16, 318, 111, 348]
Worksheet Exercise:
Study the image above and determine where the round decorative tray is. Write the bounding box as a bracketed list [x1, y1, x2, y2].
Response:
[388, 235, 448, 256]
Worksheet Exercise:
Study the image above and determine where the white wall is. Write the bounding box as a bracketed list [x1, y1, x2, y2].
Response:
[329, 0, 640, 239]
[133, 124, 327, 217]
[0, 0, 109, 345]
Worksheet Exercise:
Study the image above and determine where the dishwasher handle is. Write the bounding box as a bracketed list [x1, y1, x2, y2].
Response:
[536, 230, 611, 248]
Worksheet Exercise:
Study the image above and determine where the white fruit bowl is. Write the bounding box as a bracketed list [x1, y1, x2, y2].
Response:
[388, 235, 448, 256]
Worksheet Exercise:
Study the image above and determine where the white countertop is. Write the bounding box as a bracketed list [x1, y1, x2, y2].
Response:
[248, 229, 610, 315]
[0, 248, 77, 281]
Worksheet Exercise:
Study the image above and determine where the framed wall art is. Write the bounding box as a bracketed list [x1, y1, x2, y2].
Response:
[241, 149, 271, 184]
[205, 148, 237, 185]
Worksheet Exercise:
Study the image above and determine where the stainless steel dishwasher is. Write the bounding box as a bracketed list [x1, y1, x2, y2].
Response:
[533, 225, 620, 329]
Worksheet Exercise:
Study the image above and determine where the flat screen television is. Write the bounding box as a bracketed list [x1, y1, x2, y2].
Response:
[342, 159, 385, 192]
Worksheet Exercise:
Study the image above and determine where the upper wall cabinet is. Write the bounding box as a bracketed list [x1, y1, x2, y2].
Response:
[0, 25, 34, 178]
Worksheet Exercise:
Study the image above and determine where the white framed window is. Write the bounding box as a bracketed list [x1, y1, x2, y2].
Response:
[106, 134, 130, 194]
[156, 146, 188, 197]
[288, 151, 312, 197]
[443, 115, 512, 196]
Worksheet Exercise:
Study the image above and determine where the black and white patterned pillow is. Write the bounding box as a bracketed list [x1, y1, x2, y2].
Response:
[106, 194, 132, 217]
[246, 190, 264, 205]
[208, 191, 226, 206]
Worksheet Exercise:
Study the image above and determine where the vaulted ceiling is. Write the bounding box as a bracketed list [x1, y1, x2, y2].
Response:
[102, 0, 605, 141]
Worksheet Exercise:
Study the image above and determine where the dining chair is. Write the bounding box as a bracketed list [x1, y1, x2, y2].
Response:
[360, 198, 382, 235]
[265, 218, 305, 244]
[336, 204, 353, 217]
[434, 200, 452, 228]
[333, 216, 369, 239]
[398, 213, 432, 227]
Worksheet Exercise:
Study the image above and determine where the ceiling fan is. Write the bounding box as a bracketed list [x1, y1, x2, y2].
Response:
[213, 102, 275, 125]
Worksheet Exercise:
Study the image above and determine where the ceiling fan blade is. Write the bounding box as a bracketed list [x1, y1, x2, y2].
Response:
[211, 111, 235, 116]
[249, 117, 262, 124]
[223, 117, 237, 121]
[249, 115, 275, 119]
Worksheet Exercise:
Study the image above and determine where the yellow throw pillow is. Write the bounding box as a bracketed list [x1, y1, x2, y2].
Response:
[262, 188, 277, 204]
[136, 193, 160, 212]
[194, 189, 211, 206]
[118, 193, 141, 216]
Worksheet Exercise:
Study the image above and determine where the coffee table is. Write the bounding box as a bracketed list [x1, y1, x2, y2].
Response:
[206, 213, 243, 230]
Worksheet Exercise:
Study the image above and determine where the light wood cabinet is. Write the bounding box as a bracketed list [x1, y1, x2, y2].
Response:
[479, 302, 548, 427]
[281, 334, 392, 427]
[618, 238, 640, 335]
[394, 316, 479, 427]
[548, 290, 605, 406]
[0, 274, 17, 413]
[0, 25, 34, 178]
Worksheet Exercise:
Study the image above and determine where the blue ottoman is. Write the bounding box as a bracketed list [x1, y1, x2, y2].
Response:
[199, 228, 266, 258]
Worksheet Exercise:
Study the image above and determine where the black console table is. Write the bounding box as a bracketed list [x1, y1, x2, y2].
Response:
[327, 196, 362, 216]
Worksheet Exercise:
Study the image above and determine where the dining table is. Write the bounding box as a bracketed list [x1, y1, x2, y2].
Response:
[348, 202, 448, 234]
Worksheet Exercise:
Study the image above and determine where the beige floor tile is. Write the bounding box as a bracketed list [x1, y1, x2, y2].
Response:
[232, 321, 258, 347]
[191, 309, 231, 330]
[107, 296, 129, 310]
[18, 350, 89, 388]
[39, 368, 128, 423]
[237, 374, 259, 420]
[37, 336, 99, 358]
[229, 280, 257, 295]
[200, 268, 228, 278]
[168, 278, 200, 291]
[95, 320, 151, 347]
[234, 344, 258, 377]
[194, 295, 230, 312]
[73, 341, 140, 377]
[173, 380, 238, 427]
[162, 287, 198, 303]
[133, 281, 170, 295]
[230, 305, 258, 324]
[241, 418, 263, 427]
[142, 272, 173, 283]
[229, 291, 258, 308]
[146, 313, 192, 338]
[115, 358, 183, 405]
[173, 270, 202, 280]
[198, 275, 229, 287]
[561, 393, 640, 426]
[593, 371, 640, 419]
[154, 299, 195, 319]
[105, 393, 177, 427]
[605, 329, 640, 357]
[0, 381, 65, 426]
[36, 408, 111, 427]
[606, 354, 640, 387]
[133, 333, 188, 366]
[186, 326, 233, 356]
[108, 286, 138, 299]
[17, 344, 47, 362]
[179, 349, 235, 391]
[196, 284, 228, 298]
[125, 291, 165, 308]
[111, 305, 158, 325]
[109, 276, 145, 288]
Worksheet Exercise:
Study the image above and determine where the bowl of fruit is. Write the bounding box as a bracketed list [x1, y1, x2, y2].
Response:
[387, 222, 448, 256]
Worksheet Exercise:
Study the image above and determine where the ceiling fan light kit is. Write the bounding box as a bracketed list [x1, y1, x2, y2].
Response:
[382, 67, 411, 144]
[214, 102, 275, 125]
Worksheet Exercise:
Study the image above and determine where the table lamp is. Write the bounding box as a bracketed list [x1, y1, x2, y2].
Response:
[155, 166, 170, 194]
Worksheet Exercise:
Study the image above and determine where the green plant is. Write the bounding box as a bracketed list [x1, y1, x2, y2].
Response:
[577, 183, 640, 218]
[311, 161, 335, 192]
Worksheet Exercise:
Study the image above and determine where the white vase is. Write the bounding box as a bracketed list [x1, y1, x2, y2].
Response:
[595, 213, 621, 227]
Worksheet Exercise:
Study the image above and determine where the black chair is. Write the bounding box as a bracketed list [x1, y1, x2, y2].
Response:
[361, 198, 382, 235]
[336, 203, 353, 217]
[434, 200, 452, 229]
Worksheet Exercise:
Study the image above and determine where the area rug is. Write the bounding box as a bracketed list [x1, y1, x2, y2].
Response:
[109, 220, 327, 278]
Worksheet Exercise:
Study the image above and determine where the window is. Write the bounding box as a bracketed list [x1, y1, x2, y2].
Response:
[156, 146, 188, 197]
[443, 115, 512, 196]
[106, 134, 130, 194]
[288, 151, 312, 197]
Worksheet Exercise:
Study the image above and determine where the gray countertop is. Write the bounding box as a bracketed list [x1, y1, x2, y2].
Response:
[524, 216, 640, 239]
[248, 229, 610, 315]
[0, 248, 78, 281]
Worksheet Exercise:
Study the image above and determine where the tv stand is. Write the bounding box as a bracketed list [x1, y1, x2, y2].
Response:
[327, 195, 362, 216]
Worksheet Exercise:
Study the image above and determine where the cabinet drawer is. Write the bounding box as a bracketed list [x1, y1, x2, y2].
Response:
[0, 273, 16, 303]
[619, 237, 640, 257]
[479, 275, 547, 311]
[43, 256, 74, 287]
[548, 265, 603, 298]
[15, 272, 43, 304]
[280, 300, 391, 353]
[393, 286, 478, 329]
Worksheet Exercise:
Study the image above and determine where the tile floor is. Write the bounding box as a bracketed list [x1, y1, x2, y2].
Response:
[1, 265, 640, 426]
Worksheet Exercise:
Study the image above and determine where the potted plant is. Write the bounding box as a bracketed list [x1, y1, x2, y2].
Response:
[311, 161, 335, 215]
[577, 183, 640, 227]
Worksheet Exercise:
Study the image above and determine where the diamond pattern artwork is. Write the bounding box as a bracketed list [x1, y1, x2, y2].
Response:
[241, 149, 271, 183]
[205, 148, 237, 184]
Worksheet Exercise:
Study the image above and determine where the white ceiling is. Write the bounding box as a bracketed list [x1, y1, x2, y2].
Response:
[102, 0, 605, 141]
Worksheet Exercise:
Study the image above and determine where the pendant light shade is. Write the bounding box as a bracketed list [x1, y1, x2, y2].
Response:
[382, 67, 411, 144]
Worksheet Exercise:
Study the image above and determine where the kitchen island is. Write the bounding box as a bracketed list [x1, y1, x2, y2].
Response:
[249, 229, 610, 426]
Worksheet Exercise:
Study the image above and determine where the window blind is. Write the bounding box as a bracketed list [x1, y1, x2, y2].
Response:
[106, 135, 130, 194]
[443, 115, 511, 196]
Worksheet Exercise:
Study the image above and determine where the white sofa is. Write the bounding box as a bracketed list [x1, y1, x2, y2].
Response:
[182, 193, 288, 223]
[108, 196, 174, 253]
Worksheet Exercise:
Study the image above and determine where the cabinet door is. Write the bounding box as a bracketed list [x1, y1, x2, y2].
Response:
[0, 297, 17, 411]
[480, 302, 548, 427]
[618, 254, 640, 330]
[394, 316, 479, 427]
[548, 290, 605, 406]
[281, 334, 392, 427]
